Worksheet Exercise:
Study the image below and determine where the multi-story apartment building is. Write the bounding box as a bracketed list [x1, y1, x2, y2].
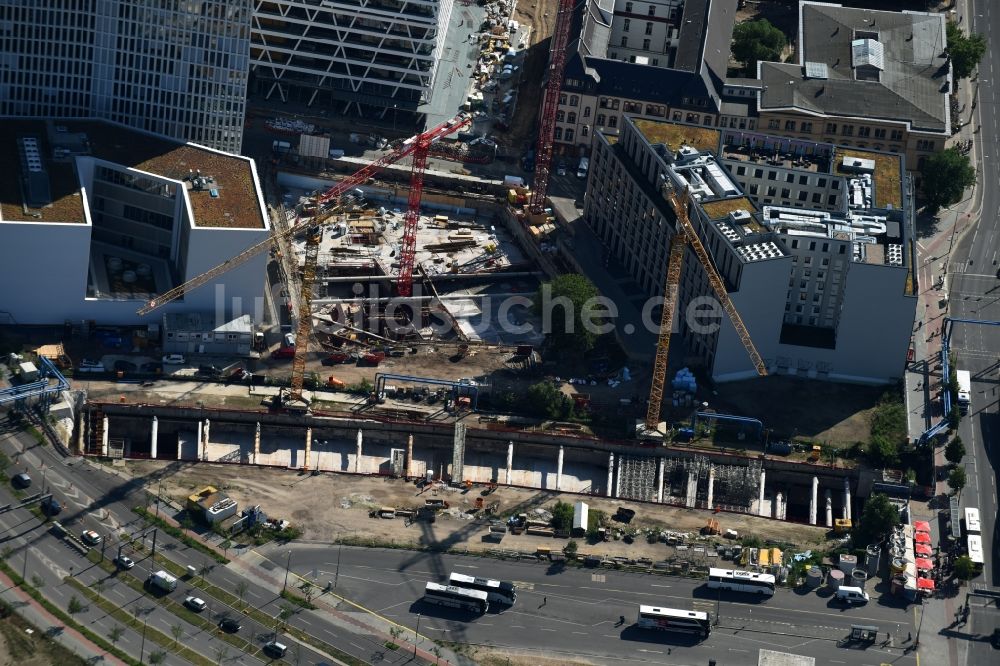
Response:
[0, 0, 251, 153]
[0, 118, 269, 325]
[584, 116, 916, 383]
[250, 0, 453, 116]
[554, 0, 737, 153]
[753, 2, 951, 180]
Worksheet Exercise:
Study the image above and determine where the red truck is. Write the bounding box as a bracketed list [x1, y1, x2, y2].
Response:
[361, 351, 385, 366]
[272, 346, 296, 359]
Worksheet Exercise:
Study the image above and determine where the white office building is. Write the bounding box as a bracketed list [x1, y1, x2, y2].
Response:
[0, 0, 251, 153]
[250, 0, 454, 116]
[0, 119, 269, 325]
[585, 117, 917, 384]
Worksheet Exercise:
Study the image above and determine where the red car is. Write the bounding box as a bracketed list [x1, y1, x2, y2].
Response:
[272, 346, 296, 359]
[361, 352, 385, 366]
[321, 352, 350, 366]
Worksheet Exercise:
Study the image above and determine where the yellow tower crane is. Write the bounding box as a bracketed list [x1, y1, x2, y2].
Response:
[643, 186, 768, 434]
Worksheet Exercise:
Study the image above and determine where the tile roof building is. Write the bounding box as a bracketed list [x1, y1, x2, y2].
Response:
[553, 0, 738, 151]
[753, 1, 951, 178]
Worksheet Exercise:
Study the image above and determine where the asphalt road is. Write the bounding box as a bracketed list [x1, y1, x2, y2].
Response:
[954, 0, 1000, 593]
[0, 422, 436, 666]
[269, 543, 920, 666]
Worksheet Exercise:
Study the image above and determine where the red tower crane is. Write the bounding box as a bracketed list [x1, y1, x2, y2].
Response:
[527, 0, 577, 214]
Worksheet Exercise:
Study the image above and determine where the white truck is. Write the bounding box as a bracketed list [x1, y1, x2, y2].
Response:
[148, 570, 177, 592]
[956, 369, 971, 414]
[272, 140, 291, 154]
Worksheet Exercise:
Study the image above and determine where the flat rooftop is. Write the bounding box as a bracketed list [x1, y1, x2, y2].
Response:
[0, 118, 264, 229]
[633, 119, 721, 153]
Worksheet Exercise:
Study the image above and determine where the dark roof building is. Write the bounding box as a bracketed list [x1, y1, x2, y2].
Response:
[758, 1, 950, 137]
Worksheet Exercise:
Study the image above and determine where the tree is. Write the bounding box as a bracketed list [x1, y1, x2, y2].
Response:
[148, 650, 167, 665]
[732, 19, 787, 73]
[523, 381, 572, 420]
[534, 274, 602, 356]
[550, 501, 575, 532]
[851, 493, 900, 547]
[67, 595, 84, 615]
[563, 540, 579, 558]
[866, 434, 899, 468]
[953, 555, 977, 581]
[214, 644, 230, 665]
[30, 574, 44, 589]
[108, 625, 124, 647]
[948, 466, 967, 494]
[922, 148, 976, 212]
[170, 622, 183, 648]
[947, 22, 987, 79]
[236, 580, 248, 609]
[945, 437, 966, 465]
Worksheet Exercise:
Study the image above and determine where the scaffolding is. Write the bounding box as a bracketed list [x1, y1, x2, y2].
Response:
[617, 455, 658, 501]
[654, 455, 762, 513]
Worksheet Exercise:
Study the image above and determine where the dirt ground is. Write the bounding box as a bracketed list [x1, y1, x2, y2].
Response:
[0, 614, 87, 666]
[504, 0, 560, 153]
[710, 376, 885, 446]
[130, 460, 831, 557]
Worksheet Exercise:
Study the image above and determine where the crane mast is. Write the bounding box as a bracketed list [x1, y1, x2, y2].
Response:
[527, 0, 576, 214]
[644, 187, 767, 431]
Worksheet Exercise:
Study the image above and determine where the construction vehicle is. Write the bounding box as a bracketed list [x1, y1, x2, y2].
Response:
[137, 114, 472, 418]
[642, 186, 768, 437]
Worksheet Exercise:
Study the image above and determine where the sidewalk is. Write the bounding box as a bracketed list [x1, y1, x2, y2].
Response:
[0, 570, 124, 666]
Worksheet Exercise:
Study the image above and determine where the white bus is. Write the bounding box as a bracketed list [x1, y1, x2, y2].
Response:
[707, 568, 776, 596]
[956, 370, 972, 413]
[964, 507, 981, 536]
[448, 572, 516, 605]
[423, 582, 488, 614]
[967, 535, 984, 570]
[636, 606, 711, 637]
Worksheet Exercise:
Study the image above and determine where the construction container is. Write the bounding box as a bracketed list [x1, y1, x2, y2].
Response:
[838, 554, 858, 574]
[828, 569, 845, 590]
[864, 545, 880, 576]
[572, 502, 589, 537]
[850, 569, 868, 588]
[805, 566, 823, 588]
[834, 518, 852, 534]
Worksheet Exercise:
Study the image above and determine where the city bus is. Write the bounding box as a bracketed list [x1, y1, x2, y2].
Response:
[707, 568, 776, 596]
[964, 507, 981, 536]
[423, 582, 488, 614]
[448, 572, 517, 605]
[967, 535, 985, 572]
[636, 606, 711, 637]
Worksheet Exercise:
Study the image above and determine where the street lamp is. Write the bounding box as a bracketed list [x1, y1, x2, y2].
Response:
[283, 550, 292, 592]
[414, 613, 421, 657]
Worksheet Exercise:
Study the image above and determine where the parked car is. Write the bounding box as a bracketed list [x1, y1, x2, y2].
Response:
[556, 160, 567, 176]
[80, 530, 102, 546]
[185, 596, 207, 612]
[162, 354, 186, 365]
[197, 365, 222, 377]
[11, 473, 31, 489]
[115, 555, 135, 570]
[218, 617, 241, 633]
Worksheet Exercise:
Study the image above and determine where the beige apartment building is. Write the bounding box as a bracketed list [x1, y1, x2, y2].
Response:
[752, 2, 951, 182]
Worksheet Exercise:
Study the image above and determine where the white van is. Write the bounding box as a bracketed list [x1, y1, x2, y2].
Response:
[576, 157, 590, 179]
[835, 586, 870, 605]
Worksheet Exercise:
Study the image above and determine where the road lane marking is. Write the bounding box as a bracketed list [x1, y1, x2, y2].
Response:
[650, 584, 671, 588]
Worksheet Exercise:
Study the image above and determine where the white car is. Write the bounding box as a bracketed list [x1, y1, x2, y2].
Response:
[162, 354, 186, 365]
[115, 555, 135, 570]
[184, 596, 207, 612]
[81, 530, 102, 546]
